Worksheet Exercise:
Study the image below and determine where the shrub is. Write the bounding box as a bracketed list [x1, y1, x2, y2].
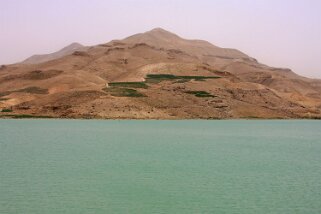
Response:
[103, 87, 146, 97]
[109, 82, 148, 89]
[1, 108, 13, 112]
[185, 91, 216, 98]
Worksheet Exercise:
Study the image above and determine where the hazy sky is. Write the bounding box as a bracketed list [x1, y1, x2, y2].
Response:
[1, 0, 321, 78]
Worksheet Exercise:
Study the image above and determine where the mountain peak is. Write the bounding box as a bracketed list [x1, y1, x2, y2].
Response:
[61, 42, 84, 52]
[122, 28, 248, 59]
[122, 27, 182, 47]
[149, 27, 171, 33]
[145, 27, 180, 38]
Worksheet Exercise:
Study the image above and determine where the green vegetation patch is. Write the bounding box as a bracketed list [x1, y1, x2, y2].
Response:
[241, 116, 261, 119]
[16, 87, 48, 94]
[145, 74, 177, 84]
[1, 108, 13, 113]
[0, 114, 53, 119]
[0, 91, 11, 97]
[185, 91, 216, 98]
[23, 70, 63, 80]
[102, 74, 221, 97]
[146, 74, 177, 80]
[179, 75, 220, 80]
[13, 115, 53, 119]
[0, 87, 48, 98]
[145, 74, 220, 83]
[109, 82, 148, 89]
[303, 116, 321, 120]
[103, 87, 146, 97]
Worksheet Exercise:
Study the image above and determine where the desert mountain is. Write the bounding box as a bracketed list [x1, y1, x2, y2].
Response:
[22, 42, 87, 64]
[1, 28, 320, 119]
[123, 28, 250, 60]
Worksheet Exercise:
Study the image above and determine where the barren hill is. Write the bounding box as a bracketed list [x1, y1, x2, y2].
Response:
[22, 42, 87, 64]
[1, 28, 320, 119]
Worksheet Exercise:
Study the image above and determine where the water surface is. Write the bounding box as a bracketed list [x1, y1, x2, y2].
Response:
[0, 120, 321, 213]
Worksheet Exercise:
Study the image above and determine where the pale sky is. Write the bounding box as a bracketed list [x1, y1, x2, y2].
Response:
[1, 0, 320, 78]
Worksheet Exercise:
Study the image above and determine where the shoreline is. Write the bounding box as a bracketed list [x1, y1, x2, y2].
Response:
[1, 114, 321, 121]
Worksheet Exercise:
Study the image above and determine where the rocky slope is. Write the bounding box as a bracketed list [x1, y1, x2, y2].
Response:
[1, 28, 320, 119]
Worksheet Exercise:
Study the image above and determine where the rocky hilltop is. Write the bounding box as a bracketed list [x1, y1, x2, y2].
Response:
[1, 28, 320, 119]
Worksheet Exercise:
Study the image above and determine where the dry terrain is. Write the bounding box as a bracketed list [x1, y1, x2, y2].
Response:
[1, 28, 321, 119]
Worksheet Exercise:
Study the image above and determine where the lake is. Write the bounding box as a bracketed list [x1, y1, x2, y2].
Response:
[0, 120, 321, 213]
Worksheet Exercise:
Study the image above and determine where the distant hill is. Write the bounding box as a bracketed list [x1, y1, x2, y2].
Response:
[22, 43, 87, 64]
[1, 28, 320, 119]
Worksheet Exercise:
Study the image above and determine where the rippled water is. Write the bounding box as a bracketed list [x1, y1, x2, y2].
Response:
[0, 120, 321, 213]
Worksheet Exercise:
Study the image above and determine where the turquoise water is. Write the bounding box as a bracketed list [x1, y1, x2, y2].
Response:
[0, 120, 321, 213]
